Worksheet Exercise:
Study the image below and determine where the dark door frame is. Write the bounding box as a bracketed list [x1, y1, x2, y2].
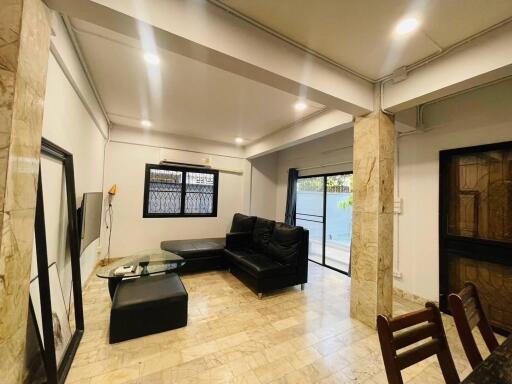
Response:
[295, 171, 353, 276]
[439, 140, 512, 335]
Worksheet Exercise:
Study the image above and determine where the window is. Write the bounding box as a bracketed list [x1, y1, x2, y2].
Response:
[295, 172, 353, 275]
[143, 164, 219, 218]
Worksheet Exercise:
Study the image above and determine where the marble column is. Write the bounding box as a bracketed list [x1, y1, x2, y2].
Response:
[0, 0, 51, 383]
[350, 88, 395, 328]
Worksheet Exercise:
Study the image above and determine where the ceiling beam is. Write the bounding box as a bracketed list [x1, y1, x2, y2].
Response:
[244, 109, 353, 159]
[383, 22, 512, 112]
[45, 0, 374, 115]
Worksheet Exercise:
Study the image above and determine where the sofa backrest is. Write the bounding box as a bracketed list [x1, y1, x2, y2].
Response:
[267, 223, 304, 265]
[230, 213, 257, 233]
[251, 217, 275, 252]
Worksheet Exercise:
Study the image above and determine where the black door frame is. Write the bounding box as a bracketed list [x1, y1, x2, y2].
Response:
[296, 171, 353, 276]
[439, 140, 512, 335]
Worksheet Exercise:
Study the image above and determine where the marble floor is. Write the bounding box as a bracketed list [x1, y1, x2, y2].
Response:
[66, 262, 498, 384]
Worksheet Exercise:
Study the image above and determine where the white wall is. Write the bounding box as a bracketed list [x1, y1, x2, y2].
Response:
[395, 78, 512, 300]
[249, 153, 278, 219]
[103, 127, 247, 258]
[31, 13, 108, 308]
[275, 128, 354, 221]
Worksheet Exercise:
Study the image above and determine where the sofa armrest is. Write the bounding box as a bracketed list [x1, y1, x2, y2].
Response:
[226, 232, 252, 251]
[297, 229, 309, 283]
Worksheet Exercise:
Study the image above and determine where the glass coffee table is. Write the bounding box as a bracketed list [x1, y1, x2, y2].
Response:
[97, 249, 186, 299]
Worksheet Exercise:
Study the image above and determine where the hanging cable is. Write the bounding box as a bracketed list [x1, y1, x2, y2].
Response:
[104, 199, 114, 264]
[104, 185, 117, 264]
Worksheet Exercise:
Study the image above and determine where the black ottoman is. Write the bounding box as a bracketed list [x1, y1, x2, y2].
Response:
[109, 273, 188, 343]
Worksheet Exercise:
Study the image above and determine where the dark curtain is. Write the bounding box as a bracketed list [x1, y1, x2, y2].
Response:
[284, 168, 299, 225]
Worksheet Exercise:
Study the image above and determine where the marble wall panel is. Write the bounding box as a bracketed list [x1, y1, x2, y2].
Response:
[0, 0, 22, 72]
[0, 0, 50, 383]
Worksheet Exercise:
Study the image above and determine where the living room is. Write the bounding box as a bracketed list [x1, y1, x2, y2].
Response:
[2, 1, 512, 383]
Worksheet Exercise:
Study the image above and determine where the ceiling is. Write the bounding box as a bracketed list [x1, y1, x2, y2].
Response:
[70, 18, 324, 145]
[217, 0, 512, 80]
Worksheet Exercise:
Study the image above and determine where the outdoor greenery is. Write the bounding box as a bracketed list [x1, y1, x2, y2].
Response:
[296, 174, 353, 210]
[337, 175, 353, 209]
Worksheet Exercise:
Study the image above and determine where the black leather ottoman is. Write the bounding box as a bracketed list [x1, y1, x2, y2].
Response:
[109, 273, 188, 343]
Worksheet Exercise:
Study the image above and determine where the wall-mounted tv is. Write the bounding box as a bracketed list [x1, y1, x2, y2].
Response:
[77, 192, 103, 255]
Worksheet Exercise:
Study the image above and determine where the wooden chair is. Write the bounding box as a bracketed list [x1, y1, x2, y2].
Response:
[377, 302, 460, 384]
[448, 282, 499, 369]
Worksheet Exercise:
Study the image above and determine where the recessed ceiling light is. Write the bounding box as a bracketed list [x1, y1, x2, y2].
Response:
[141, 119, 152, 128]
[143, 52, 160, 65]
[294, 101, 307, 111]
[394, 17, 420, 35]
[235, 137, 244, 145]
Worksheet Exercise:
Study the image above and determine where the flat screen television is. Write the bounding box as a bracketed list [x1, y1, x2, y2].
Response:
[77, 192, 103, 255]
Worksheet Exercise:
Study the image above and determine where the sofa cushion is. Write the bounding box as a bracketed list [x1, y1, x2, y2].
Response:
[230, 213, 257, 233]
[252, 217, 275, 252]
[161, 238, 225, 259]
[226, 249, 292, 278]
[224, 248, 255, 263]
[267, 223, 303, 265]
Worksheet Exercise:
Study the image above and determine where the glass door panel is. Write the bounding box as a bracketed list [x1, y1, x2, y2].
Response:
[296, 177, 324, 265]
[325, 174, 353, 273]
[295, 173, 353, 275]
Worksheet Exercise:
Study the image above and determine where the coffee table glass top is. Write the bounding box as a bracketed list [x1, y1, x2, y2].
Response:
[96, 249, 185, 279]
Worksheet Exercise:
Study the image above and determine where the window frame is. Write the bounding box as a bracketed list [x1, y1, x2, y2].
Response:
[143, 163, 219, 218]
[295, 171, 353, 276]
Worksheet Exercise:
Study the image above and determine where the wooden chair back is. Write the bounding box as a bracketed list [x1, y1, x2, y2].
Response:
[448, 282, 499, 369]
[377, 302, 460, 384]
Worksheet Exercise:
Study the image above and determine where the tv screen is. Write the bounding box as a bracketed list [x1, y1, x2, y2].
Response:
[78, 192, 103, 255]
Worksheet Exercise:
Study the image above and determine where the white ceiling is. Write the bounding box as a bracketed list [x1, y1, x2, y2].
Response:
[218, 0, 512, 80]
[70, 18, 324, 145]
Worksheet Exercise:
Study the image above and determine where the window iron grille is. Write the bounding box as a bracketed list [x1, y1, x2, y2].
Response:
[143, 164, 218, 218]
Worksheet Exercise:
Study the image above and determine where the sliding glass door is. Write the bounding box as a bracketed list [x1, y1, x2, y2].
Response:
[296, 173, 353, 274]
[296, 177, 324, 265]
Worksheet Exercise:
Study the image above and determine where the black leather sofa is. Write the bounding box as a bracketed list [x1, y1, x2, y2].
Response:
[224, 214, 309, 297]
[160, 213, 309, 297]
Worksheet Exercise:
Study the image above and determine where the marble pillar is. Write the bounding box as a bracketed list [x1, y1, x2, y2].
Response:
[350, 90, 395, 328]
[0, 0, 51, 382]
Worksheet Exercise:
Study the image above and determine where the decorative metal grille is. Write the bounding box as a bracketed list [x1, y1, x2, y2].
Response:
[148, 169, 182, 214]
[185, 172, 214, 214]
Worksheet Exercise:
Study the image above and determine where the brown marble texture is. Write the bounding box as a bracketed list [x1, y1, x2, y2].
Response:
[0, 0, 50, 383]
[350, 99, 395, 329]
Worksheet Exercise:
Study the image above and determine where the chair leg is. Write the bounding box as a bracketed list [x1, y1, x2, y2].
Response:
[258, 293, 263, 300]
[301, 284, 305, 291]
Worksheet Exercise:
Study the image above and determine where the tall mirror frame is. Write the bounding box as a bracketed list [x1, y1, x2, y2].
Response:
[33, 138, 84, 384]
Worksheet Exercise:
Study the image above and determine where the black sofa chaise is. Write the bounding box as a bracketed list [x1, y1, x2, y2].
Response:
[160, 237, 225, 273]
[160, 213, 309, 297]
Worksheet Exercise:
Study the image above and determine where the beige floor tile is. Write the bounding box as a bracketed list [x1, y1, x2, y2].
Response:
[66, 262, 496, 384]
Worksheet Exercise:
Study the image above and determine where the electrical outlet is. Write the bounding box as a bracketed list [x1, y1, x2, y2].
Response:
[393, 198, 402, 214]
[393, 271, 403, 279]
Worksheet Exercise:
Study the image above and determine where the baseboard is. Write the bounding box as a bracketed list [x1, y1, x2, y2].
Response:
[393, 287, 438, 306]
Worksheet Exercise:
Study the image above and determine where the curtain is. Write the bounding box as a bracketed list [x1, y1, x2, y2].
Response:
[284, 168, 299, 225]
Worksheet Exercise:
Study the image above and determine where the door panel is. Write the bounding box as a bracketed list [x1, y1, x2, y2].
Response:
[296, 173, 352, 274]
[325, 174, 353, 273]
[296, 177, 324, 265]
